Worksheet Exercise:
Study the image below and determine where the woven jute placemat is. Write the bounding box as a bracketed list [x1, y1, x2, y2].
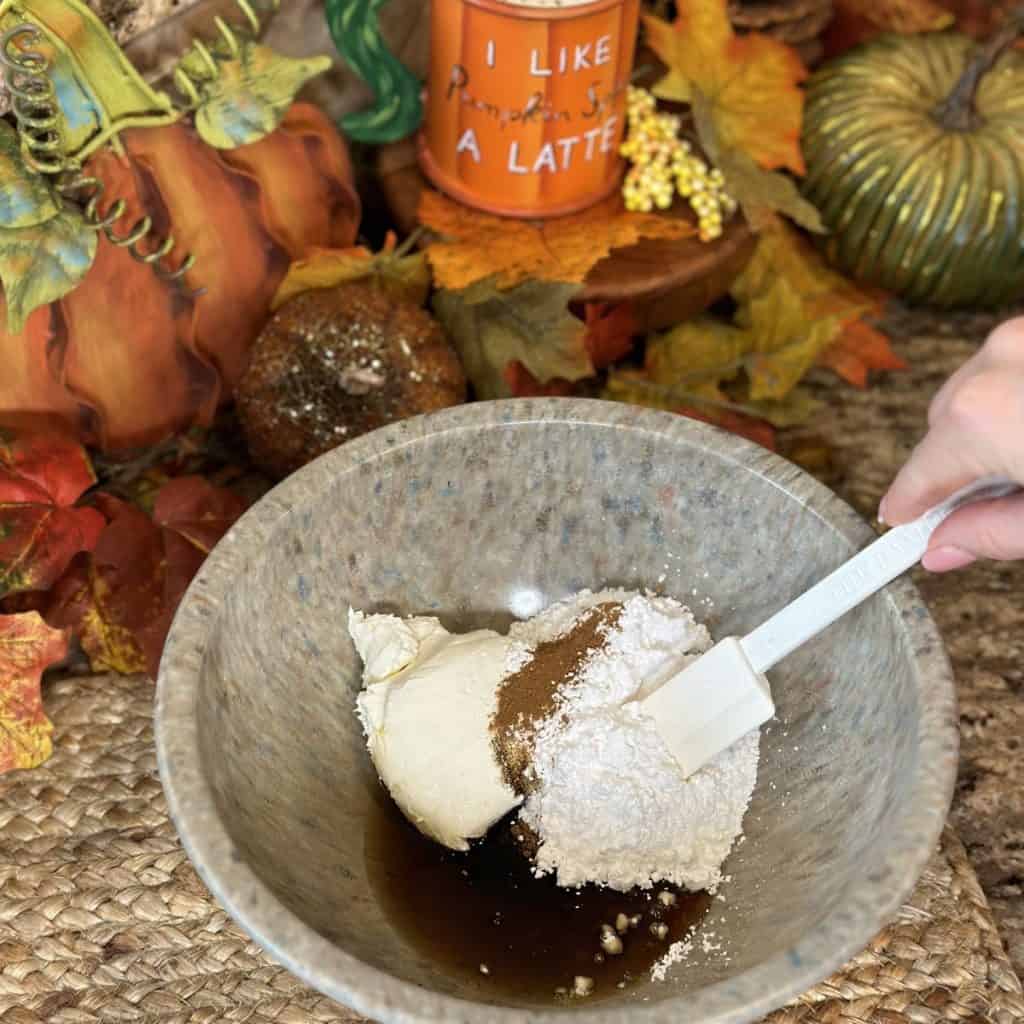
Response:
[2, 672, 1022, 1024]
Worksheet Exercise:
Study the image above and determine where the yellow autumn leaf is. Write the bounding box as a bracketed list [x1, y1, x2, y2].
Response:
[0, 611, 68, 774]
[272, 237, 431, 311]
[418, 191, 695, 291]
[738, 277, 843, 399]
[643, 0, 808, 174]
[732, 220, 880, 324]
[643, 317, 749, 402]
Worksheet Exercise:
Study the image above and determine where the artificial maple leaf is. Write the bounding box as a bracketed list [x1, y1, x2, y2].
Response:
[418, 191, 695, 291]
[272, 232, 431, 311]
[738, 277, 842, 400]
[644, 2, 808, 175]
[583, 303, 638, 368]
[689, 92, 824, 234]
[0, 611, 68, 774]
[46, 478, 246, 678]
[818, 320, 908, 389]
[153, 476, 247, 553]
[433, 279, 593, 400]
[675, 405, 777, 450]
[0, 429, 105, 598]
[732, 220, 882, 326]
[603, 312, 822, 421]
[824, 0, 954, 57]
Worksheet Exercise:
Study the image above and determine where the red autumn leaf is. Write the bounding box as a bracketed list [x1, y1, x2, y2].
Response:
[46, 479, 246, 679]
[153, 475, 247, 553]
[818, 320, 908, 389]
[0, 429, 105, 598]
[0, 611, 69, 774]
[583, 303, 639, 369]
[677, 406, 777, 451]
[0, 430, 95, 504]
[503, 363, 577, 398]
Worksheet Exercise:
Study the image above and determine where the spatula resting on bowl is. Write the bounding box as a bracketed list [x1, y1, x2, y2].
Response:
[642, 475, 1022, 778]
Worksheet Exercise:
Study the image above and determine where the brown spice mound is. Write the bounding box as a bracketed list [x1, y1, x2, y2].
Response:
[491, 602, 622, 794]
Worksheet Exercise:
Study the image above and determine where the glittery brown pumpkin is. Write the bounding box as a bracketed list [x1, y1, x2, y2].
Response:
[235, 284, 466, 479]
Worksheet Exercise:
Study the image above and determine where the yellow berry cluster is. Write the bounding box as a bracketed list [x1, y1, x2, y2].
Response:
[620, 86, 738, 242]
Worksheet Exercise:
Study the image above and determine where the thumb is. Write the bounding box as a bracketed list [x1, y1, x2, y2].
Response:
[922, 493, 1024, 572]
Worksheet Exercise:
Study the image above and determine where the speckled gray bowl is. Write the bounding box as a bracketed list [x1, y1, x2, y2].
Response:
[156, 399, 957, 1024]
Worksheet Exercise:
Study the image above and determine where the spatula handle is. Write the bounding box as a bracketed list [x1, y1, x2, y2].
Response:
[740, 476, 1020, 675]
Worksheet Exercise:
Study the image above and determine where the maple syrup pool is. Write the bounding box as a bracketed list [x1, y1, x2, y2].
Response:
[364, 791, 712, 1005]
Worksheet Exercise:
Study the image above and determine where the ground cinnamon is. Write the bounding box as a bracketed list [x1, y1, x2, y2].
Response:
[491, 602, 623, 793]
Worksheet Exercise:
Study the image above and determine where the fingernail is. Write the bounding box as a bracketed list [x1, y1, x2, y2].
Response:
[877, 496, 889, 525]
[922, 545, 975, 573]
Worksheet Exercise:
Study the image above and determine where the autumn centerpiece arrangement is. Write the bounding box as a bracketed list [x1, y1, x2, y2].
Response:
[0, 0, 1022, 775]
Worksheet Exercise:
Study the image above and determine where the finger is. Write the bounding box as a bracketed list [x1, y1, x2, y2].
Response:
[926, 492, 1024, 564]
[879, 423, 988, 524]
[921, 546, 977, 573]
[927, 357, 982, 427]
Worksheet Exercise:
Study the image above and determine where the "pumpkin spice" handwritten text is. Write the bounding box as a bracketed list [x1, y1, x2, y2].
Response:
[444, 32, 627, 175]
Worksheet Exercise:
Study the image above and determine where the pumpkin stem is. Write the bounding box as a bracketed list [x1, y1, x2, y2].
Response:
[934, 6, 1024, 132]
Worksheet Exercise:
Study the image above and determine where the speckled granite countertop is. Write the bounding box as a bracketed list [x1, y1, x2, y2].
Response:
[787, 308, 1024, 973]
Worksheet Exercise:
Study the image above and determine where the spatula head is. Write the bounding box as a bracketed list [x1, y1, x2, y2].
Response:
[641, 637, 775, 778]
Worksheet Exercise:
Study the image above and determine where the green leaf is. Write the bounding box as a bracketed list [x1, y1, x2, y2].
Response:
[178, 40, 331, 149]
[0, 123, 60, 230]
[691, 89, 825, 235]
[432, 279, 593, 400]
[0, 206, 97, 334]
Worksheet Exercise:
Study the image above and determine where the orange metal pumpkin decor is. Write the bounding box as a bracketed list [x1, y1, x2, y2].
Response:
[0, 0, 360, 450]
[419, 0, 641, 218]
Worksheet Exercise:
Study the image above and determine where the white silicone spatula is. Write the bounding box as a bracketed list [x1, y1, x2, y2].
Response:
[641, 475, 1021, 778]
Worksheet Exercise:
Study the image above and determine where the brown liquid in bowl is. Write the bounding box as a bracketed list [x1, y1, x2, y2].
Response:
[365, 793, 712, 1005]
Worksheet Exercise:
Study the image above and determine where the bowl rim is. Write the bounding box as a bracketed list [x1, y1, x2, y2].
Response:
[156, 398, 958, 1024]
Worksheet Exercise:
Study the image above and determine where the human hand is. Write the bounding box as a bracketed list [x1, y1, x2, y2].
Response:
[879, 316, 1024, 572]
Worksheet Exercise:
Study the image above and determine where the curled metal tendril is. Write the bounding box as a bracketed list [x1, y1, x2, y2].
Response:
[0, 21, 202, 293]
[173, 0, 280, 106]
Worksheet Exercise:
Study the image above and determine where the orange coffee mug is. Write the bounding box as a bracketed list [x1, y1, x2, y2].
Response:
[419, 0, 640, 218]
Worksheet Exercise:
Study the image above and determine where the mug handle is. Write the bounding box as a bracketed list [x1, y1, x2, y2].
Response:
[325, 0, 424, 143]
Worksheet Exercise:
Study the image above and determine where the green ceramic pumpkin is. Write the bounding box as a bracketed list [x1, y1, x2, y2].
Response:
[801, 31, 1024, 308]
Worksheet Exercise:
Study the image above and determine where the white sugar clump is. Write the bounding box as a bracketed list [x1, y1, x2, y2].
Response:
[511, 590, 760, 893]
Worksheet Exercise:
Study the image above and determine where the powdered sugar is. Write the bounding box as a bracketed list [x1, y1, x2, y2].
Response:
[512, 590, 760, 893]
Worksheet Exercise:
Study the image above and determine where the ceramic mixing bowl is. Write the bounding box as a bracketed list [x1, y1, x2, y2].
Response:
[156, 399, 958, 1024]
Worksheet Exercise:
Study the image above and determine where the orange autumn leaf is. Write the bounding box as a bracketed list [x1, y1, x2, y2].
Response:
[819, 320, 908, 389]
[0, 611, 68, 774]
[643, 1, 808, 174]
[418, 191, 695, 291]
[677, 405, 777, 451]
